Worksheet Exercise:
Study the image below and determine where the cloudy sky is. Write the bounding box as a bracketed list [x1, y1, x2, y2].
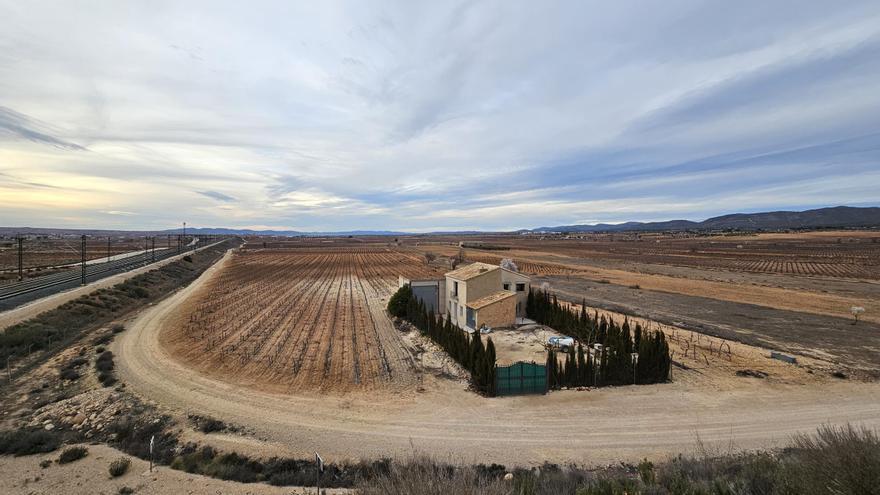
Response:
[1, 1, 879, 232]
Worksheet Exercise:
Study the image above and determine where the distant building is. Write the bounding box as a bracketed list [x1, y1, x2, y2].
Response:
[444, 262, 530, 331]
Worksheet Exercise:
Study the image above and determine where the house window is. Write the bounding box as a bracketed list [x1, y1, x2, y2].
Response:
[503, 283, 510, 290]
[516, 283, 526, 292]
[453, 281, 459, 297]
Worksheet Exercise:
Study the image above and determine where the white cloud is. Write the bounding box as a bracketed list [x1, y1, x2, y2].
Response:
[0, 1, 879, 231]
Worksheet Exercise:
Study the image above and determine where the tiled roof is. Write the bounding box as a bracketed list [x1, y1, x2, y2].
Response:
[445, 262, 498, 281]
[467, 290, 516, 310]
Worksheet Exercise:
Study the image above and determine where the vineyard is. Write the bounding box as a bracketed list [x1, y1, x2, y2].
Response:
[411, 232, 880, 280]
[163, 248, 443, 393]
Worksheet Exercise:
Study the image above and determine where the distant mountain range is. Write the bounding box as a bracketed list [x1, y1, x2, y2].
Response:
[3, 206, 878, 237]
[527, 206, 880, 233]
[158, 227, 413, 237]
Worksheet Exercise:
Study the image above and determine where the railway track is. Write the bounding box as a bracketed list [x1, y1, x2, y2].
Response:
[0, 239, 218, 307]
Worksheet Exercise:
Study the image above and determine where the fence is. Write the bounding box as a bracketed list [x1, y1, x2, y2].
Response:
[495, 361, 547, 396]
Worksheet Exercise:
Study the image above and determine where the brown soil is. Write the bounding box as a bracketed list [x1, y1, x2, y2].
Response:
[162, 248, 442, 394]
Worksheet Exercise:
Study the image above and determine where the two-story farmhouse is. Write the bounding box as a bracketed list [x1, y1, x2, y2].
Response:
[445, 262, 530, 331]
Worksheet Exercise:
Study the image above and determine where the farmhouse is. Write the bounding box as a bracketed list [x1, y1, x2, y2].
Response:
[445, 262, 530, 331]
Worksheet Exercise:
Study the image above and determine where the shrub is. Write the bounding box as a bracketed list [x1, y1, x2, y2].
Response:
[58, 446, 88, 464]
[98, 372, 117, 387]
[95, 359, 115, 372]
[59, 368, 80, 381]
[387, 285, 412, 318]
[109, 415, 178, 465]
[65, 357, 88, 369]
[0, 429, 62, 456]
[109, 457, 131, 477]
[117, 487, 134, 495]
[198, 417, 226, 434]
[111, 324, 126, 334]
[785, 424, 880, 494]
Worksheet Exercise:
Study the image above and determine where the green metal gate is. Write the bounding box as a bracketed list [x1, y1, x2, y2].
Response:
[495, 361, 548, 396]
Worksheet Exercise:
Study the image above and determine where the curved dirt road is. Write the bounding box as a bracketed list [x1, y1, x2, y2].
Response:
[115, 252, 880, 466]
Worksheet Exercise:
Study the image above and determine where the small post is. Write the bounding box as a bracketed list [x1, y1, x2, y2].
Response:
[81, 235, 86, 285]
[315, 452, 324, 495]
[151, 236, 155, 261]
[17, 236, 23, 281]
[6, 355, 11, 384]
[107, 236, 111, 263]
[149, 435, 155, 472]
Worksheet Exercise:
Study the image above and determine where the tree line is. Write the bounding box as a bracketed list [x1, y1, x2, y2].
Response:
[528, 288, 671, 387]
[388, 285, 496, 395]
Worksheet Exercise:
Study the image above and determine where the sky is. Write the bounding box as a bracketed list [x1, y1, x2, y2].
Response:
[1, 1, 879, 232]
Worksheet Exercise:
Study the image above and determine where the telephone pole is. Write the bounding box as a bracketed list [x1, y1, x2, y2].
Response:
[107, 236, 111, 263]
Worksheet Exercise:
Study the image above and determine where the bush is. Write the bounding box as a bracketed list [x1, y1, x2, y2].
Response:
[58, 446, 88, 464]
[65, 357, 88, 369]
[109, 457, 131, 477]
[59, 368, 80, 381]
[387, 285, 412, 318]
[111, 324, 126, 334]
[197, 417, 226, 434]
[98, 372, 117, 387]
[0, 429, 62, 456]
[95, 359, 114, 372]
[109, 415, 178, 465]
[785, 424, 880, 494]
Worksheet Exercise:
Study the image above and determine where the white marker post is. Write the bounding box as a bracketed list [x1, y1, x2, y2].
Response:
[315, 451, 324, 495]
[149, 435, 155, 473]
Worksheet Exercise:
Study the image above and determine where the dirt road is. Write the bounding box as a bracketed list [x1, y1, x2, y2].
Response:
[115, 253, 880, 467]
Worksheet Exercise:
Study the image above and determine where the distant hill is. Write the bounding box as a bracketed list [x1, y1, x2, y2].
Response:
[158, 227, 412, 237]
[529, 206, 880, 233]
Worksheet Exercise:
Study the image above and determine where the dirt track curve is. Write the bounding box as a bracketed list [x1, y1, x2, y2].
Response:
[114, 250, 880, 467]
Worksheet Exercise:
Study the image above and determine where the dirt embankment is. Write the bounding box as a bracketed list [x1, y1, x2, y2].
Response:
[0, 443, 349, 495]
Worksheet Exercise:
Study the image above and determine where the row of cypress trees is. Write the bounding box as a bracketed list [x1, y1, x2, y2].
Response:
[529, 288, 671, 387]
[388, 285, 496, 395]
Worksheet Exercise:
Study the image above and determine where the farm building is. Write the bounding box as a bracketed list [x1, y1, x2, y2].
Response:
[397, 276, 446, 314]
[444, 262, 530, 331]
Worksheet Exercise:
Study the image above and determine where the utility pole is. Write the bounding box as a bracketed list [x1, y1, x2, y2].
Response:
[107, 236, 111, 263]
[17, 236, 23, 281]
[183, 222, 186, 250]
[80, 235, 86, 285]
[151, 236, 155, 261]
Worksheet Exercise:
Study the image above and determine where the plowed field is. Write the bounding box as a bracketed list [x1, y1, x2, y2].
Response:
[163, 248, 442, 394]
